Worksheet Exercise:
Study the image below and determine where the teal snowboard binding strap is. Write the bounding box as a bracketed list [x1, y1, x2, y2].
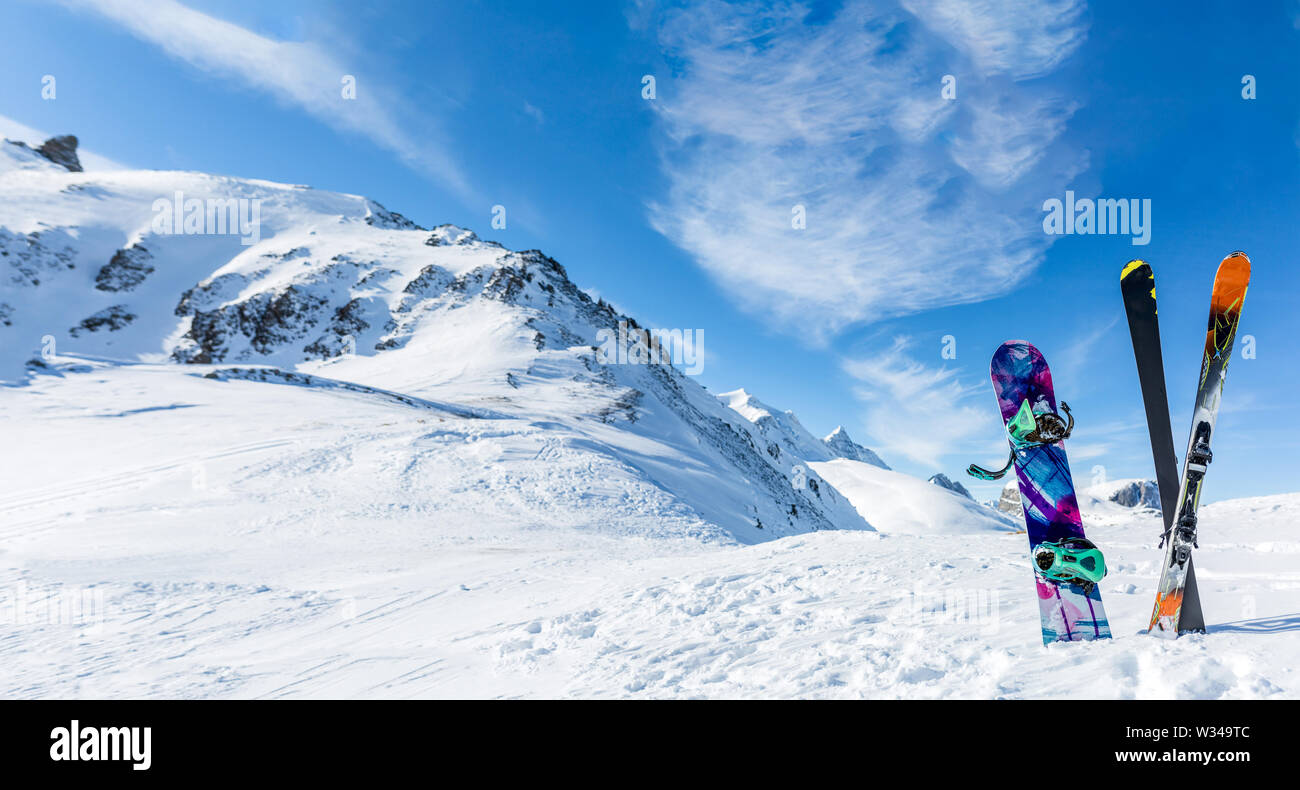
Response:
[1032, 537, 1107, 594]
[967, 399, 1074, 480]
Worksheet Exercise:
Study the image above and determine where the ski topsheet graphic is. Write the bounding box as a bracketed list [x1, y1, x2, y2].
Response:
[983, 341, 1111, 644]
[1120, 260, 1205, 633]
[1149, 253, 1251, 637]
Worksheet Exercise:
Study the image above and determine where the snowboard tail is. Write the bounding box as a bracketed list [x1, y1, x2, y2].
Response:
[990, 341, 1111, 644]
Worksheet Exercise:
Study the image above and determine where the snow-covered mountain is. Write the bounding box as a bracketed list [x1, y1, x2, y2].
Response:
[0, 134, 888, 544]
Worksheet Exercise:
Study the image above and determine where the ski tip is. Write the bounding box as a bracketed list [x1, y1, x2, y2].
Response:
[1120, 259, 1149, 280]
[1215, 251, 1251, 291]
[1221, 251, 1251, 276]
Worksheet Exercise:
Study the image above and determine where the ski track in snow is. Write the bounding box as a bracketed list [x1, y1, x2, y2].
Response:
[1, 363, 1296, 700]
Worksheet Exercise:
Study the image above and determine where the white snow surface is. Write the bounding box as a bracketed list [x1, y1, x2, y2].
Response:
[811, 459, 1018, 535]
[2, 142, 1298, 699]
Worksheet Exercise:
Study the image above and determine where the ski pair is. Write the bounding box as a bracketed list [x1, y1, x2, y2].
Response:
[1121, 254, 1251, 638]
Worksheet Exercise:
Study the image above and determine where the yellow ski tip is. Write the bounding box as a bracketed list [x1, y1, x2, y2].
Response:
[1120, 259, 1148, 280]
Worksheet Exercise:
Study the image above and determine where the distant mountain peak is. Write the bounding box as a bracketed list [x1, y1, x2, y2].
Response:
[823, 426, 889, 470]
[1083, 478, 1162, 511]
[928, 473, 973, 500]
[995, 480, 1022, 515]
[364, 200, 423, 231]
[425, 223, 485, 247]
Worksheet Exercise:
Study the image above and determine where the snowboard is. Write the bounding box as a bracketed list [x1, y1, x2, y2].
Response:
[1120, 259, 1205, 633]
[990, 341, 1111, 644]
[1149, 252, 1251, 637]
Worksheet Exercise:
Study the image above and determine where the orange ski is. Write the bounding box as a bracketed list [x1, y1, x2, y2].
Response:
[1149, 252, 1250, 636]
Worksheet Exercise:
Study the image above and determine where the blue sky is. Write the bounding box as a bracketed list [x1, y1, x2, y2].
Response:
[2, 0, 1298, 503]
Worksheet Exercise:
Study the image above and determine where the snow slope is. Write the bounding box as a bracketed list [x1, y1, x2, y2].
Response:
[811, 459, 1018, 535]
[2, 363, 1297, 699]
[2, 136, 1298, 699]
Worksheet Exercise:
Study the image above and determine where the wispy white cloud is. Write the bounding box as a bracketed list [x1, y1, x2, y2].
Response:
[522, 101, 546, 125]
[949, 93, 1079, 189]
[1065, 442, 1110, 463]
[60, 0, 475, 202]
[646, 0, 1089, 338]
[843, 336, 998, 467]
[1054, 313, 1120, 386]
[901, 0, 1088, 80]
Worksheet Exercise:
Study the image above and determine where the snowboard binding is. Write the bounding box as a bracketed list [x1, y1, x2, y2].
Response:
[1013, 400, 1073, 446]
[1032, 537, 1107, 594]
[967, 453, 1014, 481]
[966, 400, 1074, 481]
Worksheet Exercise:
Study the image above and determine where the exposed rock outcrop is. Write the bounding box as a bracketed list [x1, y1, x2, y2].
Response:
[95, 245, 154, 292]
[37, 135, 83, 172]
[929, 473, 973, 499]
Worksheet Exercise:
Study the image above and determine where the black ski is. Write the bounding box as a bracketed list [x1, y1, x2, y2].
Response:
[1120, 260, 1205, 633]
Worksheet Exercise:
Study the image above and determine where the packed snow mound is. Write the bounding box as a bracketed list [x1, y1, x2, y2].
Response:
[928, 473, 973, 500]
[824, 426, 889, 469]
[810, 459, 1018, 535]
[0, 136, 875, 544]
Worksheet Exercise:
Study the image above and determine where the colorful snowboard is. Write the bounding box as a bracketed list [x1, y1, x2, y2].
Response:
[991, 341, 1111, 644]
[1149, 252, 1251, 636]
